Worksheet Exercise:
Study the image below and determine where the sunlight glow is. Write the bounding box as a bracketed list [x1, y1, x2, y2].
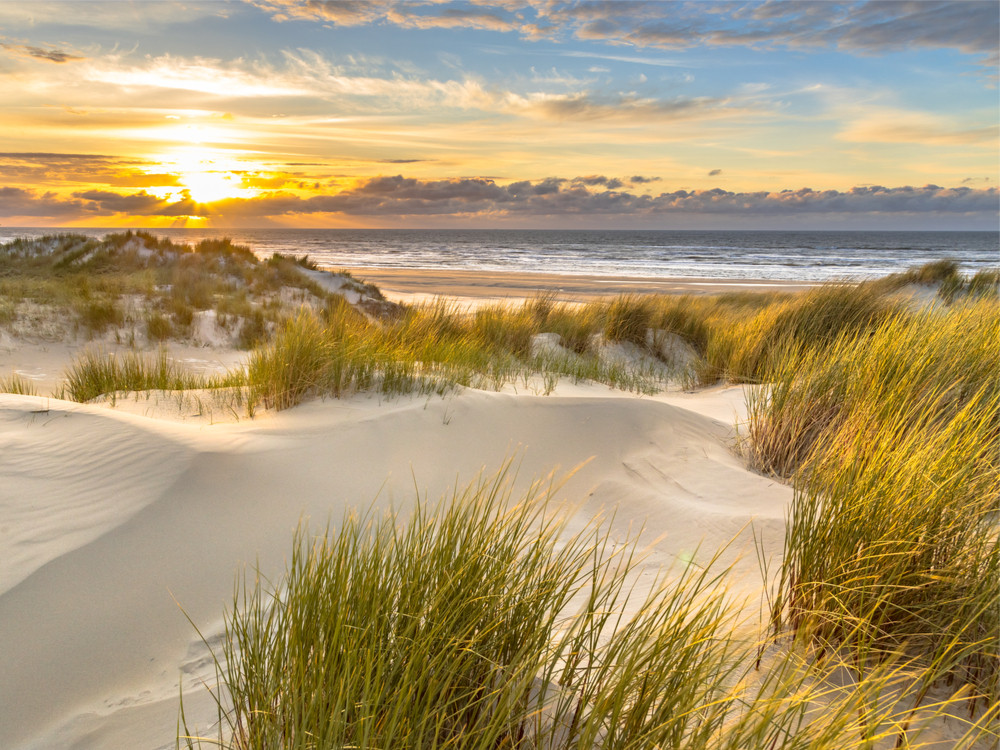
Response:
[155, 147, 260, 204]
[181, 171, 242, 203]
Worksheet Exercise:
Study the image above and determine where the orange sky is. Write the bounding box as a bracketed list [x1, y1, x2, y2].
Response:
[1, 1, 997, 229]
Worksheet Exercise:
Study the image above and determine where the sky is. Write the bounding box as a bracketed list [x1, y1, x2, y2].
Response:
[0, 0, 997, 230]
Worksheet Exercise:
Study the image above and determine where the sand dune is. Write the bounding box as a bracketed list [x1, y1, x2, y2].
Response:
[0, 382, 789, 749]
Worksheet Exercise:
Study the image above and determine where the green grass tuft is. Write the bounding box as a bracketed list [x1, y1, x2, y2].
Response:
[749, 297, 1000, 711]
[183, 465, 1000, 749]
[0, 372, 38, 395]
[601, 294, 654, 345]
[63, 348, 207, 402]
[183, 467, 735, 749]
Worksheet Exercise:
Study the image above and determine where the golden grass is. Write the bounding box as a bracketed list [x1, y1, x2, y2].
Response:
[183, 467, 999, 749]
[745, 297, 1000, 715]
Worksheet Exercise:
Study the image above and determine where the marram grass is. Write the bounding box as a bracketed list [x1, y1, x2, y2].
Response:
[61, 348, 245, 403]
[750, 297, 1000, 718]
[175, 270, 1000, 749]
[53, 260, 988, 409]
[0, 372, 38, 396]
[181, 467, 998, 750]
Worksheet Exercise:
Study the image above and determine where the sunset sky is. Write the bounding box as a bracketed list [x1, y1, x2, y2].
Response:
[1, 0, 997, 229]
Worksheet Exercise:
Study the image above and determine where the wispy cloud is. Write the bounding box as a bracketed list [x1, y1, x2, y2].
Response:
[14, 47, 758, 130]
[838, 110, 999, 147]
[249, 1, 999, 65]
[560, 50, 688, 69]
[0, 1, 229, 30]
[498, 90, 748, 124]
[0, 152, 167, 188]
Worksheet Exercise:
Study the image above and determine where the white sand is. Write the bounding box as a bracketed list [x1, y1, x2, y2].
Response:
[0, 376, 792, 749]
[0, 261, 983, 748]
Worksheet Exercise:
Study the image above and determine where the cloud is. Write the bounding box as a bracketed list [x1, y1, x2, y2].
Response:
[39, 48, 755, 127]
[708, 169, 722, 176]
[822, 1, 998, 58]
[838, 111, 999, 147]
[0, 1, 229, 30]
[502, 90, 741, 123]
[246, 0, 385, 26]
[574, 175, 624, 189]
[388, 7, 517, 33]
[9, 178, 993, 224]
[0, 152, 181, 189]
[0, 186, 88, 217]
[80, 53, 317, 99]
[647, 185, 1000, 215]
[629, 175, 661, 184]
[248, 1, 998, 64]
[552, 0, 999, 64]
[0, 151, 119, 161]
[1, 43, 85, 63]
[249, 0, 518, 32]
[72, 189, 168, 213]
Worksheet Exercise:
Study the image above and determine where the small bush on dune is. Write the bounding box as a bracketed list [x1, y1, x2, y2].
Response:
[542, 303, 601, 355]
[471, 303, 535, 358]
[0, 299, 16, 325]
[647, 295, 715, 353]
[75, 296, 123, 336]
[170, 264, 219, 310]
[145, 312, 173, 341]
[968, 268, 999, 298]
[247, 311, 334, 410]
[600, 294, 654, 346]
[195, 237, 255, 259]
[236, 309, 268, 350]
[910, 258, 961, 285]
[699, 285, 901, 384]
[270, 251, 317, 270]
[769, 284, 898, 348]
[169, 299, 195, 334]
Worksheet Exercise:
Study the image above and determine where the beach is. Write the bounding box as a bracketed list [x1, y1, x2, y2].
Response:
[0, 263, 792, 748]
[339, 267, 819, 306]
[0, 248, 994, 749]
[0, 374, 785, 749]
[3, 0, 996, 744]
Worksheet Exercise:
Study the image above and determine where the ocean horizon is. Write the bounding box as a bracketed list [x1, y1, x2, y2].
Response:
[1, 227, 996, 282]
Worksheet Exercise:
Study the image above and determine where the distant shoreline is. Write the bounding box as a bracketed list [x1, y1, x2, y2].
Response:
[336, 266, 821, 304]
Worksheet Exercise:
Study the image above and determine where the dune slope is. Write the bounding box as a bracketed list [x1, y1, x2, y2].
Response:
[0, 386, 789, 749]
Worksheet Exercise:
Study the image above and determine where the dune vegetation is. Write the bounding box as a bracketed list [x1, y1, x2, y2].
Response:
[166, 258, 991, 748]
[182, 464, 997, 750]
[0, 231, 389, 348]
[2, 234, 997, 747]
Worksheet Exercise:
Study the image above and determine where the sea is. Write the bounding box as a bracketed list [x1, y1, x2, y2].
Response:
[1, 228, 997, 282]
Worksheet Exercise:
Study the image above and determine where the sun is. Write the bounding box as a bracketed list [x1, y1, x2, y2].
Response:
[180, 169, 243, 203]
[161, 147, 258, 204]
